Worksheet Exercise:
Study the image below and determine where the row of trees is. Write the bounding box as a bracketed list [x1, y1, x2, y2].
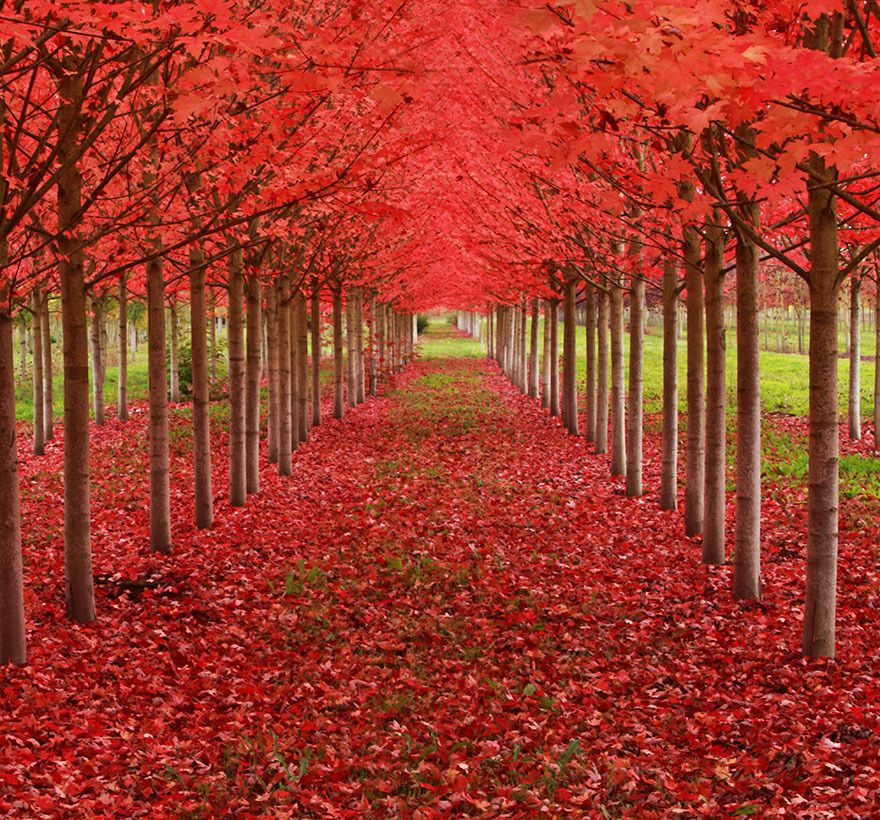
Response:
[3, 0, 879, 663]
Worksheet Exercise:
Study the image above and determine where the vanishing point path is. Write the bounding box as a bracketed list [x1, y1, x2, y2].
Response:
[6, 325, 876, 816]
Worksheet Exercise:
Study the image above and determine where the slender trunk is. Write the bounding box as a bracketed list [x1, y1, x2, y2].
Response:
[245, 275, 261, 495]
[117, 276, 128, 421]
[528, 297, 540, 399]
[487, 307, 494, 360]
[289, 289, 300, 454]
[549, 299, 560, 417]
[90, 294, 105, 426]
[626, 273, 645, 497]
[18, 317, 26, 381]
[58, 69, 95, 623]
[32, 291, 45, 455]
[610, 278, 626, 476]
[518, 302, 528, 393]
[277, 279, 292, 475]
[563, 276, 579, 434]
[296, 289, 309, 442]
[0, 305, 26, 664]
[733, 218, 762, 598]
[660, 261, 678, 510]
[585, 282, 596, 442]
[333, 290, 345, 419]
[265, 285, 280, 464]
[596, 289, 609, 454]
[803, 154, 840, 659]
[42, 294, 53, 440]
[369, 292, 378, 397]
[702, 222, 727, 564]
[345, 292, 356, 408]
[169, 294, 180, 403]
[355, 287, 365, 404]
[875, 282, 880, 448]
[208, 289, 217, 389]
[227, 249, 246, 506]
[684, 223, 705, 536]
[541, 302, 551, 409]
[311, 285, 322, 426]
[848, 277, 861, 439]
[147, 254, 171, 553]
[190, 247, 213, 528]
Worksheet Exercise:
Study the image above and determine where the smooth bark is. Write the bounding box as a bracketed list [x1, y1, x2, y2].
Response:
[733, 217, 762, 598]
[58, 69, 95, 623]
[660, 261, 678, 510]
[848, 277, 861, 439]
[562, 276, 579, 434]
[702, 223, 727, 564]
[803, 154, 840, 658]
[227, 249, 246, 507]
[585, 282, 596, 443]
[32, 291, 45, 455]
[117, 276, 128, 420]
[190, 247, 213, 528]
[333, 289, 344, 420]
[0, 308, 26, 664]
[684, 223, 705, 536]
[610, 278, 626, 476]
[596, 288, 609, 454]
[245, 275, 262, 495]
[626, 273, 645, 497]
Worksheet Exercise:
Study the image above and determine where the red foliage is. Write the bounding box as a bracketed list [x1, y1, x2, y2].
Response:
[2, 350, 879, 815]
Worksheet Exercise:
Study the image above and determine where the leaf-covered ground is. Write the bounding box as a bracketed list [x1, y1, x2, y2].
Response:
[3, 327, 879, 817]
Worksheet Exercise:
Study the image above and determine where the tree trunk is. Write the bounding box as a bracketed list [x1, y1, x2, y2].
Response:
[563, 276, 579, 434]
[585, 282, 596, 443]
[733, 217, 762, 598]
[803, 154, 840, 659]
[333, 289, 344, 420]
[548, 300, 560, 417]
[610, 278, 626, 476]
[58, 69, 95, 623]
[626, 273, 645, 497]
[169, 294, 180, 403]
[227, 249, 246, 507]
[288, 289, 300, 454]
[518, 302, 528, 393]
[190, 247, 213, 528]
[0, 305, 26, 665]
[18, 316, 27, 381]
[208, 289, 217, 389]
[354, 287, 365, 404]
[311, 285, 322, 427]
[848, 277, 861, 439]
[541, 302, 551, 408]
[528, 297, 540, 399]
[32, 291, 45, 456]
[265, 284, 280, 464]
[42, 294, 53, 440]
[90, 294, 105, 426]
[660, 260, 678, 510]
[296, 289, 309, 442]
[147, 254, 172, 553]
[369, 292, 378, 397]
[596, 288, 609, 454]
[875, 282, 880, 449]
[245, 275, 262, 495]
[345, 292, 356, 408]
[277, 278, 292, 475]
[702, 222, 726, 564]
[117, 276, 128, 421]
[684, 223, 705, 536]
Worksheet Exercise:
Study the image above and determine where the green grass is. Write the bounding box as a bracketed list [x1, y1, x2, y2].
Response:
[419, 322, 485, 359]
[502, 316, 877, 419]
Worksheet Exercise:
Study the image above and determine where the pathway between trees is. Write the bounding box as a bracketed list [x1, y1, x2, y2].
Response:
[4, 326, 878, 816]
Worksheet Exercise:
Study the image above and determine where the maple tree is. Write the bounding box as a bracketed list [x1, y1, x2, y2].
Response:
[1, 0, 880, 809]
